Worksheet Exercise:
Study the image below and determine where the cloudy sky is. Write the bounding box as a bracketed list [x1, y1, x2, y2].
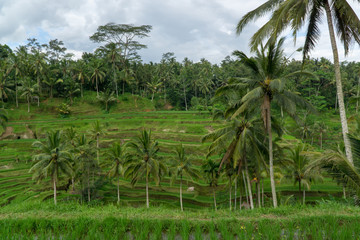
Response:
[1, 0, 360, 64]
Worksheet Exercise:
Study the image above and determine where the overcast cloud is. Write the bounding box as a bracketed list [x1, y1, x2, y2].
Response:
[1, 0, 360, 64]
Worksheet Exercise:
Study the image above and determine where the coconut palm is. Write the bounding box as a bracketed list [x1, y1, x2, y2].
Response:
[0, 71, 12, 108]
[74, 134, 97, 202]
[19, 77, 38, 113]
[89, 120, 105, 163]
[97, 90, 117, 113]
[125, 130, 165, 208]
[104, 142, 129, 204]
[73, 60, 88, 98]
[105, 43, 121, 97]
[202, 159, 220, 211]
[90, 60, 106, 97]
[283, 143, 322, 204]
[170, 144, 200, 211]
[6, 54, 21, 107]
[30, 130, 72, 205]
[216, 38, 314, 207]
[236, 0, 360, 165]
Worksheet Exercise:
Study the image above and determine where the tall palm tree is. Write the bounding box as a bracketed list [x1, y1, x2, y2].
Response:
[105, 43, 121, 97]
[104, 142, 129, 204]
[0, 108, 7, 131]
[216, 38, 314, 207]
[6, 54, 21, 107]
[202, 159, 220, 211]
[170, 144, 200, 212]
[236, 0, 360, 165]
[30, 130, 72, 205]
[74, 134, 97, 202]
[73, 60, 88, 98]
[19, 77, 38, 113]
[125, 130, 165, 208]
[90, 60, 105, 97]
[31, 50, 47, 95]
[89, 120, 105, 163]
[0, 71, 12, 108]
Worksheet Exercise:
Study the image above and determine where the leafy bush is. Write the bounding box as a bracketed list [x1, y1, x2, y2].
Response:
[57, 103, 71, 118]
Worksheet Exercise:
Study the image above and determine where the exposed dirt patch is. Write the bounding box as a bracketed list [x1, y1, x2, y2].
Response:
[0, 127, 15, 140]
[205, 125, 214, 133]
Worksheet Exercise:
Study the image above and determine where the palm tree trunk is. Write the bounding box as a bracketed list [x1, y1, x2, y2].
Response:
[234, 176, 237, 210]
[265, 95, 278, 207]
[53, 177, 57, 205]
[343, 186, 346, 199]
[257, 180, 261, 208]
[242, 171, 249, 207]
[96, 76, 99, 97]
[146, 169, 149, 208]
[72, 177, 75, 192]
[229, 176, 232, 211]
[81, 83, 83, 98]
[27, 96, 30, 113]
[213, 186, 217, 211]
[117, 175, 120, 204]
[261, 179, 264, 207]
[88, 169, 91, 202]
[245, 163, 254, 209]
[180, 175, 183, 212]
[114, 68, 118, 98]
[239, 186, 242, 210]
[324, 0, 353, 165]
[320, 132, 323, 150]
[303, 185, 306, 205]
[15, 76, 18, 108]
[96, 135, 99, 163]
[183, 84, 188, 111]
[299, 180, 302, 202]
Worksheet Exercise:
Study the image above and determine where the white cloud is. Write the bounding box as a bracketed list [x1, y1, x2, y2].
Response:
[0, 0, 360, 63]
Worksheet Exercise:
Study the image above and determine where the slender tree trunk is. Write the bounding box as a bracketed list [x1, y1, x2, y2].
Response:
[343, 186, 346, 199]
[114, 68, 118, 98]
[229, 176, 232, 211]
[257, 180, 261, 208]
[81, 83, 83, 98]
[262, 179, 264, 207]
[245, 164, 254, 209]
[15, 76, 18, 108]
[265, 96, 278, 207]
[146, 170, 149, 208]
[27, 96, 30, 113]
[183, 84, 188, 111]
[239, 186, 242, 210]
[324, 0, 353, 165]
[242, 171, 249, 207]
[96, 135, 99, 163]
[234, 176, 237, 210]
[117, 176, 120, 204]
[320, 132, 323, 150]
[53, 177, 57, 205]
[96, 76, 99, 97]
[88, 168, 91, 202]
[299, 180, 302, 202]
[72, 177, 75, 192]
[50, 86, 53, 99]
[180, 175, 183, 212]
[213, 186, 217, 211]
[303, 186, 306, 205]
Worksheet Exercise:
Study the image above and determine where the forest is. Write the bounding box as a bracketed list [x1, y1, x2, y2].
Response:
[1, 0, 360, 239]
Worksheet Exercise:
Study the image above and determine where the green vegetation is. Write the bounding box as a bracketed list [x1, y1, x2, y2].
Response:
[1, 1, 360, 237]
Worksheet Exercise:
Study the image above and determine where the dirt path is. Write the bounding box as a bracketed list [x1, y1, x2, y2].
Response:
[0, 127, 14, 140]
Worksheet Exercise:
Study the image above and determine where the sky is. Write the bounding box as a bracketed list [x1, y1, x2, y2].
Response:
[1, 0, 360, 64]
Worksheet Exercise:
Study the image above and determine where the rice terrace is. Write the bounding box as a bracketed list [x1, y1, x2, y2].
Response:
[1, 0, 360, 239]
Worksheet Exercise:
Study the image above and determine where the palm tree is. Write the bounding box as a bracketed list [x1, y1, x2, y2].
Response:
[104, 142, 129, 204]
[64, 78, 80, 105]
[125, 130, 165, 208]
[216, 38, 314, 207]
[89, 120, 105, 163]
[105, 43, 121, 97]
[73, 60, 88, 98]
[283, 143, 321, 204]
[97, 90, 117, 112]
[236, 0, 360, 165]
[146, 76, 162, 102]
[202, 159, 220, 211]
[19, 77, 38, 113]
[30, 130, 72, 205]
[90, 60, 105, 97]
[170, 144, 200, 212]
[31, 50, 47, 95]
[6, 54, 21, 107]
[74, 134, 97, 202]
[0, 71, 12, 108]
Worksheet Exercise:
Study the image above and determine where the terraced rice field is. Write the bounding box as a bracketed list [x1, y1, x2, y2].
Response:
[0, 96, 343, 209]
